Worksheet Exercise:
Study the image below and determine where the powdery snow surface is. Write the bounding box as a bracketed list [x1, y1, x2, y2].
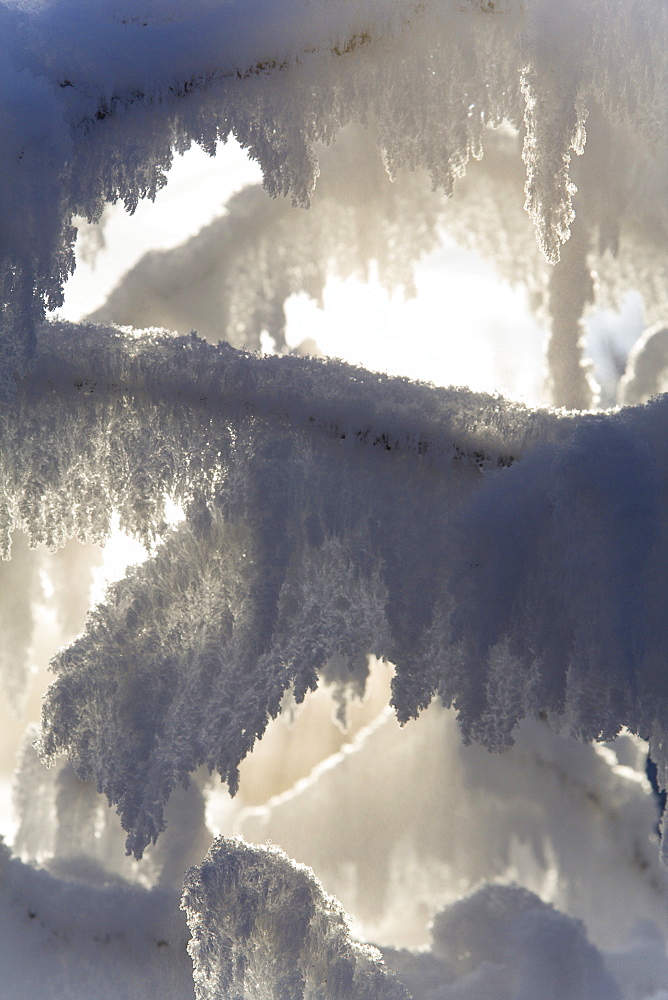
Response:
[3, 742, 668, 1000]
[236, 705, 668, 953]
[0, 840, 194, 1000]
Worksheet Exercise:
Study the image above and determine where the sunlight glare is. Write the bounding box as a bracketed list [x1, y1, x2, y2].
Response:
[88, 499, 185, 607]
[88, 517, 148, 607]
[285, 240, 547, 405]
[58, 137, 263, 322]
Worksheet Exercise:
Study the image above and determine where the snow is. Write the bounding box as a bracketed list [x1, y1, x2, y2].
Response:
[0, 839, 194, 1000]
[2, 0, 668, 997]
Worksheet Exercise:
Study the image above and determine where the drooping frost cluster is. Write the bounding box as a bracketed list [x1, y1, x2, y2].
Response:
[0, 320, 659, 872]
[1, 0, 667, 396]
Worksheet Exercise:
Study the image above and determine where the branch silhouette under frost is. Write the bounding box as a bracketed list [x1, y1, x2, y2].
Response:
[24, 322, 561, 471]
[28, 321, 564, 857]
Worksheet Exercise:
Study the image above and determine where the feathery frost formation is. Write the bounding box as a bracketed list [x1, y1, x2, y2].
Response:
[30, 320, 557, 856]
[7, 320, 664, 863]
[181, 837, 410, 1000]
[1, 0, 667, 388]
[3, 1, 668, 997]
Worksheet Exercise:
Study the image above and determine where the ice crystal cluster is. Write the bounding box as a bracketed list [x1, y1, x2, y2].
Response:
[88, 128, 448, 353]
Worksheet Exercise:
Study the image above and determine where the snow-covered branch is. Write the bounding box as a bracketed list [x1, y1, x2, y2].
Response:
[25, 321, 557, 856]
[2, 0, 667, 391]
[181, 837, 410, 1000]
[17, 320, 668, 861]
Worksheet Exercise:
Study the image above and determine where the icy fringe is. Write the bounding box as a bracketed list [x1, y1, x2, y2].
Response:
[181, 837, 410, 1000]
[1, 0, 667, 385]
[12, 727, 212, 890]
[89, 127, 447, 353]
[8, 320, 662, 862]
[87, 115, 668, 412]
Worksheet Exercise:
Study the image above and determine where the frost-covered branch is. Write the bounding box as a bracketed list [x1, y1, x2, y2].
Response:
[17, 320, 668, 861]
[181, 837, 410, 1000]
[2, 0, 667, 389]
[26, 320, 560, 855]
